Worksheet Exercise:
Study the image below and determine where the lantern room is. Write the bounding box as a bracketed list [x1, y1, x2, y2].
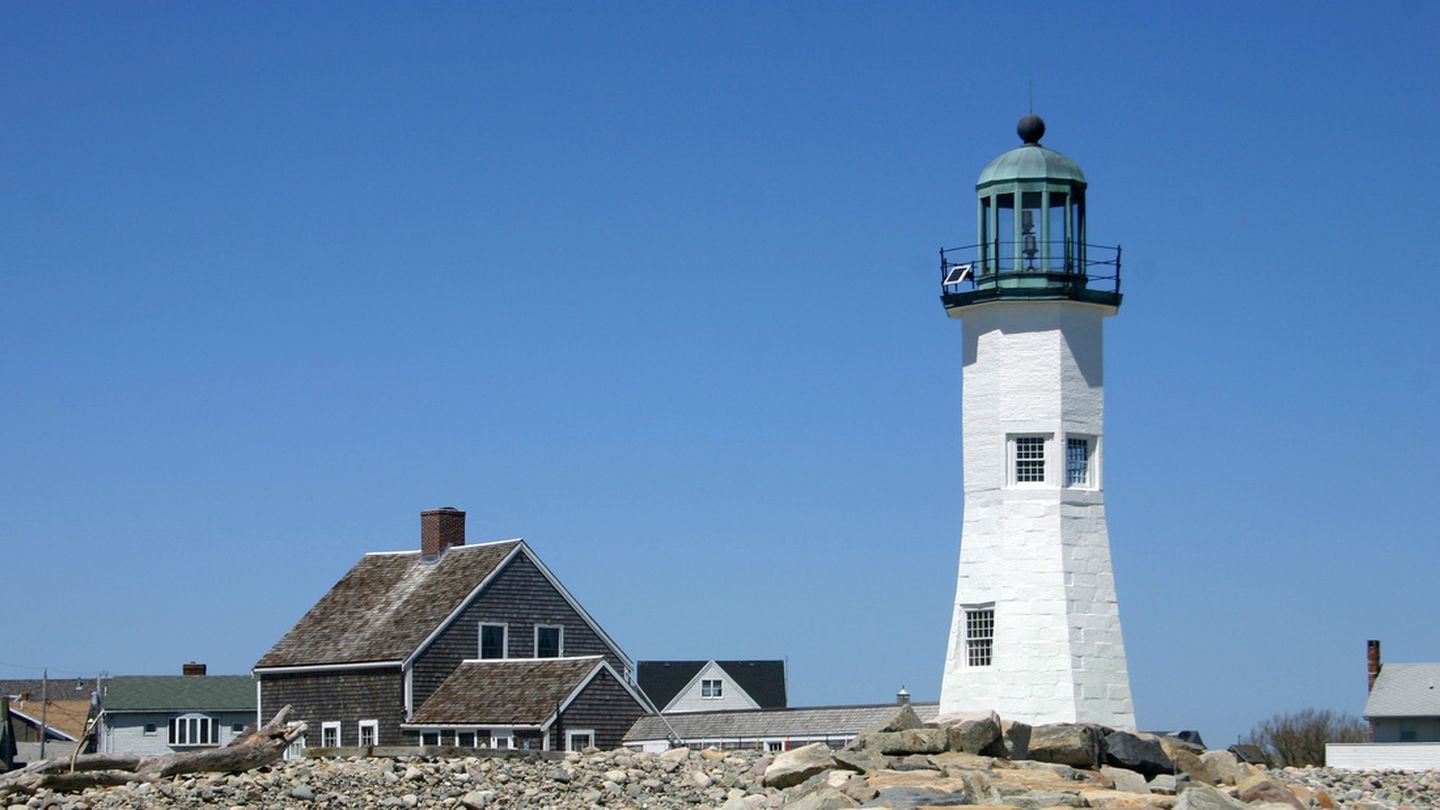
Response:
[940, 115, 1122, 313]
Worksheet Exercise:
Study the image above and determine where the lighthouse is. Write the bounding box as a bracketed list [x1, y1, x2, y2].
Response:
[938, 115, 1135, 729]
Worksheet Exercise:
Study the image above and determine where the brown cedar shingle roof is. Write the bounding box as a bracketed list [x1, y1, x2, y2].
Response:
[409, 657, 603, 725]
[256, 540, 521, 668]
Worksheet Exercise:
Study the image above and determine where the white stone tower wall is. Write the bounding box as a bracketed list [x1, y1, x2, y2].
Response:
[940, 301, 1135, 729]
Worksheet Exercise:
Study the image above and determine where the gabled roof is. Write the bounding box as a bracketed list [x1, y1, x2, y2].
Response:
[638, 660, 787, 711]
[256, 540, 522, 668]
[624, 702, 940, 743]
[1365, 663, 1440, 718]
[7, 698, 91, 741]
[102, 675, 254, 713]
[407, 657, 631, 726]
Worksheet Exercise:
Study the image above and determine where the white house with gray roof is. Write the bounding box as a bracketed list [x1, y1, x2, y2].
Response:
[1327, 640, 1440, 769]
[96, 669, 255, 756]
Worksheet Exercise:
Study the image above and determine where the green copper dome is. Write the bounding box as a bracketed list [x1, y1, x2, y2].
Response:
[977, 143, 1086, 188]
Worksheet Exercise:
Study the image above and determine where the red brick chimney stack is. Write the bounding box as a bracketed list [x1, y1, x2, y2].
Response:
[1367, 639, 1381, 692]
[183, 662, 207, 676]
[421, 507, 466, 556]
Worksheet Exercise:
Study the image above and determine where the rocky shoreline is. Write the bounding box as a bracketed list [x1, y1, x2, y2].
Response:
[9, 708, 1440, 809]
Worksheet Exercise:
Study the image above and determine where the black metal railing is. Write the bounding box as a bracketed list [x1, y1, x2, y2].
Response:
[940, 242, 1122, 296]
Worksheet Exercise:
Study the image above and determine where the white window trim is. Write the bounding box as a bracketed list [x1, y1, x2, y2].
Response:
[963, 603, 995, 668]
[491, 731, 514, 749]
[480, 622, 509, 659]
[534, 624, 564, 658]
[168, 714, 220, 748]
[1008, 433, 1053, 487]
[358, 719, 379, 747]
[1064, 434, 1100, 489]
[701, 678, 724, 699]
[566, 729, 595, 751]
[320, 721, 340, 748]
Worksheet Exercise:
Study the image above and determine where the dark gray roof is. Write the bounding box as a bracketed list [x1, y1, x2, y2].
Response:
[0, 679, 100, 700]
[625, 702, 939, 743]
[409, 657, 610, 726]
[638, 660, 787, 710]
[1364, 664, 1440, 718]
[103, 675, 254, 713]
[257, 540, 521, 668]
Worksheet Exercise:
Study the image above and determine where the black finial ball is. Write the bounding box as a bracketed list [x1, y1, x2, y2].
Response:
[1017, 114, 1045, 144]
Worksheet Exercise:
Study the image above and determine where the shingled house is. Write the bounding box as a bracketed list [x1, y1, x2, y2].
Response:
[254, 508, 650, 752]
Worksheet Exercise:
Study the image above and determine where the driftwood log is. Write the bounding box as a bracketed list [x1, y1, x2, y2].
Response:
[0, 706, 305, 797]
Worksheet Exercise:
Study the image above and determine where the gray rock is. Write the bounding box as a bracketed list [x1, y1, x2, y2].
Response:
[848, 728, 946, 756]
[997, 719, 1031, 760]
[832, 747, 886, 774]
[1027, 723, 1105, 769]
[862, 704, 925, 734]
[1100, 765, 1148, 794]
[931, 710, 1001, 755]
[783, 785, 859, 809]
[288, 784, 316, 802]
[1173, 782, 1248, 810]
[1198, 750, 1241, 785]
[1103, 730, 1174, 778]
[1149, 772, 1178, 794]
[762, 742, 835, 789]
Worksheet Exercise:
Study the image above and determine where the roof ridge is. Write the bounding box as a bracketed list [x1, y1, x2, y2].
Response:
[365, 538, 523, 556]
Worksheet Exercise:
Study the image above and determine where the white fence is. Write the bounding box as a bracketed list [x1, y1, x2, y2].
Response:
[1326, 742, 1440, 770]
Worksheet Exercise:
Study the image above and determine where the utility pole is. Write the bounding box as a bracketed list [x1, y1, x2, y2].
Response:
[39, 669, 48, 760]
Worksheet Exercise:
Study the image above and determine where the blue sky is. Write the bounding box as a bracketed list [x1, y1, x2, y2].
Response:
[3, 2, 1438, 747]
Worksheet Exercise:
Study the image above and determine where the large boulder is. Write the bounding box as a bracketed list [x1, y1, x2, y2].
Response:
[931, 710, 1001, 755]
[1198, 750, 1242, 786]
[849, 728, 947, 756]
[1028, 723, 1106, 769]
[1237, 774, 1305, 810]
[1173, 783, 1248, 810]
[864, 704, 925, 733]
[1100, 765, 1149, 795]
[832, 747, 886, 774]
[1172, 749, 1218, 785]
[997, 719, 1031, 760]
[762, 742, 835, 789]
[1103, 730, 1174, 779]
[781, 785, 860, 810]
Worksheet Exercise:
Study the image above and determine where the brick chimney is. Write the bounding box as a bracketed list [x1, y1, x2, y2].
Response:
[183, 662, 207, 676]
[421, 507, 466, 556]
[1367, 639, 1382, 691]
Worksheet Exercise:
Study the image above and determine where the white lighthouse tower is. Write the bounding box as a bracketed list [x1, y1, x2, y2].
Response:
[938, 115, 1135, 729]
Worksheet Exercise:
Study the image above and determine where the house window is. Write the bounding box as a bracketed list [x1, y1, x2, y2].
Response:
[567, 730, 594, 751]
[965, 606, 995, 667]
[1066, 437, 1092, 486]
[535, 625, 562, 658]
[421, 731, 440, 747]
[320, 722, 340, 748]
[168, 715, 219, 747]
[232, 723, 245, 734]
[358, 720, 379, 747]
[491, 732, 512, 749]
[480, 623, 508, 659]
[143, 723, 157, 736]
[457, 731, 476, 748]
[701, 679, 723, 698]
[766, 741, 784, 753]
[1014, 436, 1046, 483]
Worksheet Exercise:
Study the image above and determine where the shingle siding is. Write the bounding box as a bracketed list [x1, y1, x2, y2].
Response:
[259, 669, 405, 748]
[410, 553, 625, 712]
[557, 671, 648, 751]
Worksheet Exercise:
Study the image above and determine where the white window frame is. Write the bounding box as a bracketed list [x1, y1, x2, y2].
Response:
[963, 604, 995, 668]
[479, 622, 509, 660]
[566, 729, 595, 751]
[1065, 434, 1098, 488]
[284, 732, 306, 761]
[143, 723, 157, 736]
[358, 719, 379, 747]
[1009, 434, 1051, 486]
[320, 721, 340, 748]
[168, 714, 220, 747]
[491, 731, 513, 749]
[534, 624, 563, 658]
[701, 678, 723, 699]
[456, 730, 477, 748]
[420, 730, 441, 747]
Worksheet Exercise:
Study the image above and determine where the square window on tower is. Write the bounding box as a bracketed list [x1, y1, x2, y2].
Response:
[965, 606, 994, 667]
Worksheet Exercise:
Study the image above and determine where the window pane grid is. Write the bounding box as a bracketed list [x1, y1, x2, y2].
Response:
[965, 608, 994, 667]
[1015, 437, 1045, 482]
[1066, 437, 1090, 486]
